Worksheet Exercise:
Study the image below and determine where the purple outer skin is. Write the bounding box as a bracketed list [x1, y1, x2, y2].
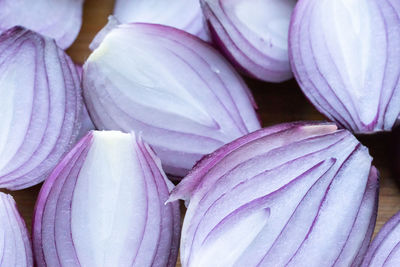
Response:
[289, 0, 400, 133]
[0, 27, 82, 190]
[32, 131, 180, 267]
[361, 210, 400, 266]
[171, 122, 379, 266]
[0, 0, 84, 49]
[0, 193, 33, 267]
[200, 0, 293, 83]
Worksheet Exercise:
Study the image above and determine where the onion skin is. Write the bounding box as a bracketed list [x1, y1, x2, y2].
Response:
[113, 0, 209, 41]
[289, 0, 400, 133]
[0, 0, 84, 49]
[0, 27, 82, 190]
[201, 0, 295, 82]
[170, 122, 378, 267]
[362, 210, 400, 266]
[33, 131, 180, 267]
[83, 22, 261, 177]
[0, 193, 33, 267]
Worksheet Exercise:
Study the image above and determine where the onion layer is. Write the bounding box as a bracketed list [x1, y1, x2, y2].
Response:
[170, 122, 378, 267]
[201, 0, 295, 82]
[75, 64, 95, 140]
[362, 210, 400, 266]
[33, 131, 180, 267]
[0, 0, 84, 49]
[114, 0, 209, 41]
[83, 22, 261, 177]
[0, 193, 33, 267]
[289, 0, 400, 133]
[0, 27, 82, 190]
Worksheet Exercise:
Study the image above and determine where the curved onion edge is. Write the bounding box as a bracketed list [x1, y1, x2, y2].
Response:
[0, 192, 33, 266]
[32, 131, 180, 266]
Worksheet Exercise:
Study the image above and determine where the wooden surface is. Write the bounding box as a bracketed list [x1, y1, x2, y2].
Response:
[2, 0, 400, 263]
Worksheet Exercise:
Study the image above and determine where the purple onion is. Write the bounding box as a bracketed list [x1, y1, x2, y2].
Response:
[76, 103, 96, 140]
[75, 64, 96, 140]
[0, 27, 82, 190]
[33, 131, 180, 266]
[170, 122, 378, 266]
[83, 22, 261, 177]
[362, 210, 400, 266]
[0, 193, 33, 267]
[114, 0, 209, 41]
[0, 0, 84, 49]
[289, 0, 400, 133]
[201, 0, 295, 82]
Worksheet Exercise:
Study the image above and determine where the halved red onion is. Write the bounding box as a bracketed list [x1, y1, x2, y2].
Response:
[0, 0, 84, 49]
[0, 193, 33, 267]
[201, 0, 295, 82]
[362, 210, 400, 266]
[289, 0, 400, 133]
[83, 22, 261, 177]
[0, 27, 82, 190]
[33, 131, 180, 266]
[170, 122, 378, 266]
[114, 0, 209, 41]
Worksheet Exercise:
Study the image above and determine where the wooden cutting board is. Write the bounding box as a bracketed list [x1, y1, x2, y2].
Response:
[2, 0, 400, 266]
